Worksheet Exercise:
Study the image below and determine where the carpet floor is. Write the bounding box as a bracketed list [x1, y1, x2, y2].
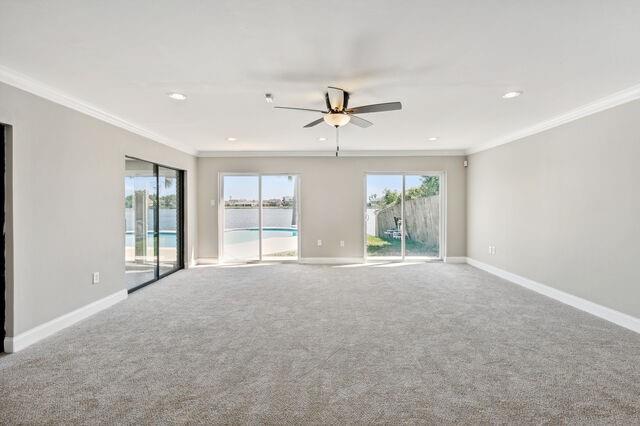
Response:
[1, 262, 639, 424]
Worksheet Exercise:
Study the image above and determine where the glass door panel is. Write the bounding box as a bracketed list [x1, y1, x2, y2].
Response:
[261, 175, 298, 260]
[158, 166, 181, 275]
[403, 175, 440, 258]
[125, 158, 157, 289]
[366, 175, 403, 259]
[223, 175, 260, 261]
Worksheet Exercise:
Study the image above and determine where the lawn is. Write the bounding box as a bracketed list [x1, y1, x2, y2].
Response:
[367, 234, 438, 257]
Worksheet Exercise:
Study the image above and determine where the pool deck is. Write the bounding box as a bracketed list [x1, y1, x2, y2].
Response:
[223, 236, 297, 260]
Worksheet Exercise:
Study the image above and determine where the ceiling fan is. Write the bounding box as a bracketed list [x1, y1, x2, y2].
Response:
[274, 86, 402, 129]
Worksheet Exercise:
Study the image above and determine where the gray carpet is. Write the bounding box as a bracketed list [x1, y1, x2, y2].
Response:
[1, 263, 639, 424]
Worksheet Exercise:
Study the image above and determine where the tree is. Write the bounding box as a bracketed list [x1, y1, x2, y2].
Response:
[369, 177, 439, 208]
[159, 194, 177, 209]
[405, 176, 439, 200]
[382, 188, 401, 206]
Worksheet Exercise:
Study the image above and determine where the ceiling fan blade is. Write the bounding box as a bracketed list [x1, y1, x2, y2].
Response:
[348, 115, 373, 128]
[274, 106, 327, 113]
[303, 117, 325, 128]
[324, 92, 332, 111]
[327, 86, 346, 111]
[346, 102, 402, 114]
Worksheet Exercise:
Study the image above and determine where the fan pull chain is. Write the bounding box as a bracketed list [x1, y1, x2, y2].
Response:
[335, 126, 340, 157]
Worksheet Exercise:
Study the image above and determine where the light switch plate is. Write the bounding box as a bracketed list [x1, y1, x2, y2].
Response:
[92, 272, 100, 284]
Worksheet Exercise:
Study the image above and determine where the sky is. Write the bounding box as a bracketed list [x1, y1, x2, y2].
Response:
[223, 174, 430, 200]
[125, 175, 176, 196]
[366, 175, 426, 199]
[224, 175, 296, 200]
[127, 174, 430, 201]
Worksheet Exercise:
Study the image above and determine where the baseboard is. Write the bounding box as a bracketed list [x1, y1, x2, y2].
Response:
[299, 257, 365, 265]
[444, 256, 468, 264]
[196, 257, 218, 265]
[3, 289, 128, 353]
[466, 258, 640, 334]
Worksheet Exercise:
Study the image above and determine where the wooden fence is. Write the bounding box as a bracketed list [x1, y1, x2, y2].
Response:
[375, 196, 439, 246]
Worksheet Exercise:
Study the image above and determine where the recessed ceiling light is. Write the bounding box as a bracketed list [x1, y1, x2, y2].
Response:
[502, 91, 523, 99]
[167, 92, 187, 101]
[226, 137, 237, 142]
[318, 137, 327, 142]
[428, 137, 439, 142]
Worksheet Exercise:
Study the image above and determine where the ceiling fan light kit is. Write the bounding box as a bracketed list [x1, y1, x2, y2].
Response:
[274, 86, 402, 129]
[324, 112, 351, 127]
[274, 86, 402, 156]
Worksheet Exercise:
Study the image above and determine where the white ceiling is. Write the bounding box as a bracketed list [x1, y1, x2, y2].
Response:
[2, 0, 640, 155]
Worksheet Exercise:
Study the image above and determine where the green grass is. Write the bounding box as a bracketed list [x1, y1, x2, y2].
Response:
[367, 234, 438, 257]
[366, 235, 391, 248]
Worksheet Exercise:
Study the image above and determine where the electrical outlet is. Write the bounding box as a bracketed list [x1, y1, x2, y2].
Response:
[92, 272, 100, 284]
[317, 239, 322, 247]
[340, 240, 345, 247]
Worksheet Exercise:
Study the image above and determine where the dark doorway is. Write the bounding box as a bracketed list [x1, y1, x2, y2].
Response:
[1, 125, 5, 352]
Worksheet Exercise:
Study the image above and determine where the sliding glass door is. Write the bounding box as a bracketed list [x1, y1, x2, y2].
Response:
[365, 173, 442, 260]
[262, 175, 298, 261]
[221, 174, 299, 261]
[125, 159, 157, 288]
[158, 166, 182, 275]
[404, 175, 440, 257]
[125, 157, 183, 291]
[223, 175, 260, 262]
[366, 175, 403, 260]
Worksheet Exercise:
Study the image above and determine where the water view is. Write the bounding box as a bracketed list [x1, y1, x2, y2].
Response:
[223, 175, 298, 260]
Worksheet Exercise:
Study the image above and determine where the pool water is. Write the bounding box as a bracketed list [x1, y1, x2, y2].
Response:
[224, 227, 298, 244]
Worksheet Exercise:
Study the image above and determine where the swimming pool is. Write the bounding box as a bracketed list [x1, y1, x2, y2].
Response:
[125, 231, 177, 248]
[224, 227, 298, 244]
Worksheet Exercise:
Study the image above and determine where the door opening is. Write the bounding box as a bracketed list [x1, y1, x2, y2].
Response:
[1, 124, 5, 352]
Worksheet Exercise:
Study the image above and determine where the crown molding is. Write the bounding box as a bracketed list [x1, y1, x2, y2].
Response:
[197, 149, 467, 158]
[0, 65, 197, 156]
[467, 82, 640, 155]
[6, 64, 639, 159]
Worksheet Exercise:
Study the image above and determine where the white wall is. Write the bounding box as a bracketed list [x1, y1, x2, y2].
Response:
[197, 156, 467, 260]
[0, 82, 198, 337]
[467, 99, 640, 318]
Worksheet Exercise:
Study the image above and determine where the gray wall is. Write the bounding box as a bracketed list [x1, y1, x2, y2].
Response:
[467, 99, 640, 318]
[197, 156, 466, 259]
[0, 82, 198, 336]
